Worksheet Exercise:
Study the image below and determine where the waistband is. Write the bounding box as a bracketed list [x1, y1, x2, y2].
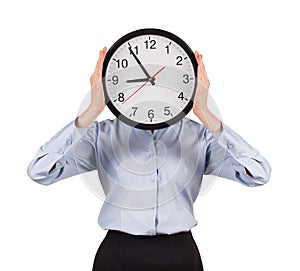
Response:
[107, 229, 192, 239]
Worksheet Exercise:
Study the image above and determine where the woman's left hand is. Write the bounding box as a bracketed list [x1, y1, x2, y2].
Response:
[192, 51, 223, 133]
[192, 51, 210, 115]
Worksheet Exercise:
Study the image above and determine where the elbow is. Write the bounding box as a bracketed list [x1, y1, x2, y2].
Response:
[26, 164, 55, 186]
[250, 175, 271, 187]
[243, 159, 272, 187]
[236, 165, 272, 187]
[252, 158, 272, 187]
[255, 162, 272, 187]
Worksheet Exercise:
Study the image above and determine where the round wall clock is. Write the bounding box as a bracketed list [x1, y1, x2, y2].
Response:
[102, 28, 198, 130]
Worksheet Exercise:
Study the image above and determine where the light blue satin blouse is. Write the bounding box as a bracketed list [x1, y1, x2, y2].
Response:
[27, 117, 271, 236]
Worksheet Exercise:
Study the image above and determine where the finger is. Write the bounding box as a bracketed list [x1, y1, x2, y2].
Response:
[197, 62, 203, 81]
[97, 52, 106, 75]
[196, 54, 203, 80]
[99, 46, 107, 62]
[96, 48, 106, 77]
[195, 52, 201, 64]
[197, 55, 205, 75]
[199, 56, 210, 88]
[196, 53, 204, 73]
[198, 59, 208, 88]
[195, 51, 207, 87]
[93, 51, 102, 74]
[90, 50, 102, 83]
[197, 53, 203, 65]
[202, 66, 210, 86]
[99, 45, 108, 65]
[90, 64, 98, 84]
[96, 62, 102, 77]
[91, 60, 100, 83]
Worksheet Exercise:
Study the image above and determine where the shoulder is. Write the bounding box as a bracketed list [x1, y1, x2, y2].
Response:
[182, 117, 207, 132]
[96, 118, 117, 133]
[181, 117, 213, 143]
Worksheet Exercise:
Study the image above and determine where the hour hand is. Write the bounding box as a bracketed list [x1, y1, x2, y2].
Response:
[128, 45, 155, 85]
[126, 78, 156, 83]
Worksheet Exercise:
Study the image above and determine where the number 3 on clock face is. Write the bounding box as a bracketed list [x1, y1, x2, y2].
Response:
[102, 28, 198, 130]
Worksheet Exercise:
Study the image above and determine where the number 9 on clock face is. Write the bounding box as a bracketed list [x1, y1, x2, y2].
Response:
[102, 28, 198, 130]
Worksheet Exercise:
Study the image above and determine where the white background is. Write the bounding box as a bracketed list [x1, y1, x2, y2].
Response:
[1, 0, 299, 270]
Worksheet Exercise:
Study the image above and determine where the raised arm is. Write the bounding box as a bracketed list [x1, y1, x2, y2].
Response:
[193, 51, 271, 186]
[192, 51, 223, 133]
[76, 46, 107, 128]
[27, 47, 108, 185]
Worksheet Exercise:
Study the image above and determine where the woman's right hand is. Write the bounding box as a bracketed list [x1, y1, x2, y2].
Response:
[89, 46, 107, 113]
[75, 46, 108, 128]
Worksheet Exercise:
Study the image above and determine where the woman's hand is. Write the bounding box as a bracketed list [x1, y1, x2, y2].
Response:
[192, 51, 223, 133]
[193, 51, 210, 114]
[75, 46, 107, 128]
[89, 46, 107, 113]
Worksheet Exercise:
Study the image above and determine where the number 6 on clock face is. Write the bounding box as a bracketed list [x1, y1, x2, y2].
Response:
[102, 28, 198, 130]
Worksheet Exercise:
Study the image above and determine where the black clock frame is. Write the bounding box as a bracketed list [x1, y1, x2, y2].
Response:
[102, 28, 198, 130]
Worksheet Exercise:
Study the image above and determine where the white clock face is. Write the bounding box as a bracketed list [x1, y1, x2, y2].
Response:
[103, 29, 197, 129]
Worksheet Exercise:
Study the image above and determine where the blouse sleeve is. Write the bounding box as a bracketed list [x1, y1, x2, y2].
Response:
[26, 117, 99, 186]
[204, 122, 272, 187]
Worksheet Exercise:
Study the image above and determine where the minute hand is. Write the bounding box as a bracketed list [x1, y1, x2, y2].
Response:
[128, 46, 155, 85]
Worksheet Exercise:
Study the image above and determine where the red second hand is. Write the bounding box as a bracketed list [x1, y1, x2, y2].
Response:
[122, 66, 165, 104]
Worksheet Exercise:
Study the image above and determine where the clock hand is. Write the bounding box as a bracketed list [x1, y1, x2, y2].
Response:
[128, 44, 155, 85]
[126, 78, 156, 83]
[122, 66, 165, 104]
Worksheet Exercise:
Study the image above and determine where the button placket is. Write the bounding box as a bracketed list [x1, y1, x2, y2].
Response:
[148, 136, 160, 234]
[148, 229, 155, 235]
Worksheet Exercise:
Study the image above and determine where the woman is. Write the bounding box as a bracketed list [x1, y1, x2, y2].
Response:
[27, 47, 272, 271]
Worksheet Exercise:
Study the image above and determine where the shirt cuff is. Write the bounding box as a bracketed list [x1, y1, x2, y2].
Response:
[210, 121, 224, 141]
[208, 121, 271, 183]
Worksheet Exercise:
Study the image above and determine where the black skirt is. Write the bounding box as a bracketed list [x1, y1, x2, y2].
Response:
[92, 229, 204, 271]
